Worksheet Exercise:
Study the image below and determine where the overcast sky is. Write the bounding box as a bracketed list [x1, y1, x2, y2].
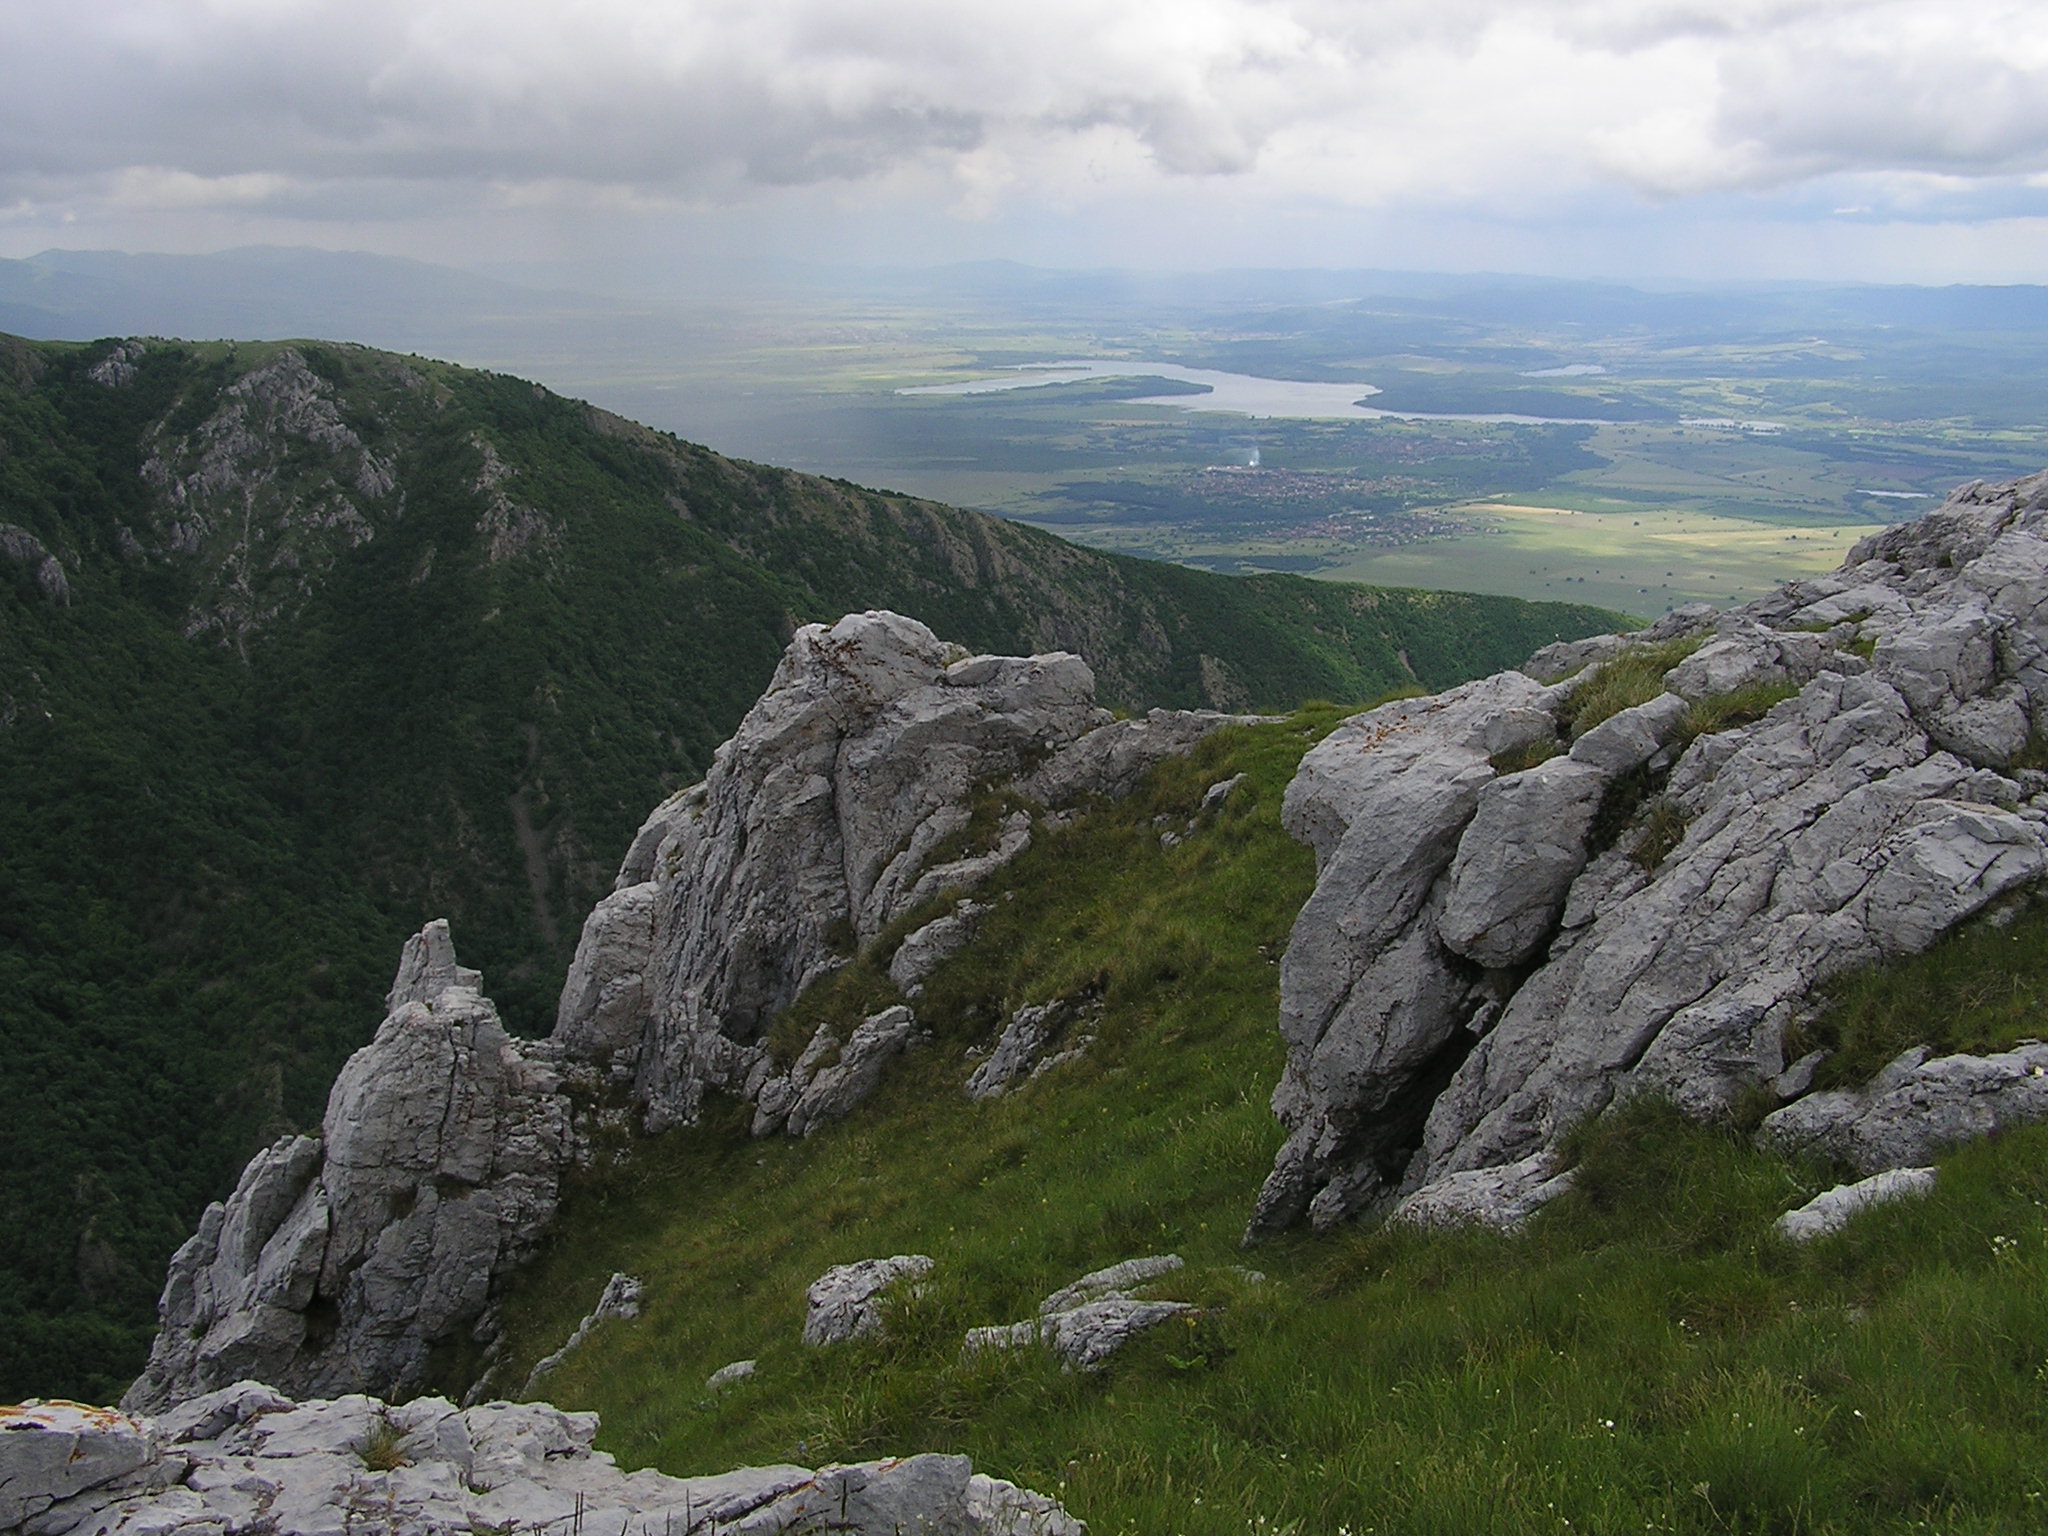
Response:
[7, 0, 2048, 285]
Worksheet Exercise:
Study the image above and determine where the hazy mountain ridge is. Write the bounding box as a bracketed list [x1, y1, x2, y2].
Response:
[0, 330, 1620, 1400]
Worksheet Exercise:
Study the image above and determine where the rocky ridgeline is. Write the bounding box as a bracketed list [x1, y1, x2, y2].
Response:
[553, 609, 1253, 1132]
[1, 1387, 1079, 1535]
[1248, 472, 2048, 1239]
[123, 610, 1247, 1415]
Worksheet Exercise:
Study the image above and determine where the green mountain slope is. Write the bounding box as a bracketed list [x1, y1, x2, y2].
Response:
[0, 332, 1624, 1400]
[492, 714, 2048, 1536]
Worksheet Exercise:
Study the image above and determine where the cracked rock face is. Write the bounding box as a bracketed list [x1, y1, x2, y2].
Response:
[1249, 473, 2048, 1240]
[124, 923, 569, 1413]
[7, 1384, 1081, 1536]
[554, 609, 1258, 1132]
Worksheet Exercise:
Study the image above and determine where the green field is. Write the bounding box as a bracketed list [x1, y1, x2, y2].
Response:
[1323, 504, 1891, 618]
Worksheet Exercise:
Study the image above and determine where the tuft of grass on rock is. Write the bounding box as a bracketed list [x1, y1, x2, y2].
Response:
[1556, 637, 1702, 739]
[355, 1413, 409, 1472]
[1682, 678, 1802, 741]
[1788, 898, 2048, 1089]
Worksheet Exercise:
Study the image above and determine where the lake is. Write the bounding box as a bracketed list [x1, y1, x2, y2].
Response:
[898, 360, 1609, 425]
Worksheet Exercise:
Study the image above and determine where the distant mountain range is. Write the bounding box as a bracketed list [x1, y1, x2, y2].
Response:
[14, 246, 2048, 351]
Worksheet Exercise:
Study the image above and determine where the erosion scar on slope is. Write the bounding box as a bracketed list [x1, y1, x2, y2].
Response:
[510, 722, 560, 950]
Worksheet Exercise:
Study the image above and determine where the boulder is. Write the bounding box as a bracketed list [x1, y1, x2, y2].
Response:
[126, 924, 570, 1412]
[705, 1360, 757, 1392]
[963, 1254, 1193, 1371]
[1249, 473, 2048, 1240]
[11, 1386, 1082, 1536]
[1759, 1042, 2048, 1172]
[890, 900, 988, 997]
[753, 1006, 920, 1137]
[1387, 1153, 1576, 1233]
[965, 997, 1097, 1101]
[1774, 1167, 1938, 1243]
[802, 1255, 935, 1347]
[1038, 1255, 1184, 1318]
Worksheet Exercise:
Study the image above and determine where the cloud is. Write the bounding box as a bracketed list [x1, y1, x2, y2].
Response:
[3, 0, 2048, 261]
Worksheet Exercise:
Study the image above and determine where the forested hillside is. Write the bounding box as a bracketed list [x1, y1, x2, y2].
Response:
[0, 331, 1623, 1399]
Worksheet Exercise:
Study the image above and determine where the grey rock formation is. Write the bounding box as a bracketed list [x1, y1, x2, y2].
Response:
[1040, 1301, 1196, 1371]
[890, 900, 988, 997]
[1774, 1166, 1938, 1242]
[10, 1386, 1081, 1536]
[126, 923, 569, 1413]
[131, 612, 1250, 1412]
[1037, 1256, 1184, 1318]
[1250, 473, 2048, 1240]
[1201, 772, 1248, 811]
[965, 996, 1100, 1101]
[753, 1006, 920, 1137]
[964, 1255, 1193, 1371]
[705, 1359, 757, 1392]
[1759, 1042, 2048, 1171]
[1, 1402, 153, 1530]
[520, 1273, 643, 1396]
[552, 881, 658, 1065]
[1437, 756, 1608, 969]
[1388, 1153, 1576, 1233]
[385, 916, 482, 1008]
[554, 610, 1255, 1132]
[0, 523, 70, 605]
[802, 1255, 935, 1347]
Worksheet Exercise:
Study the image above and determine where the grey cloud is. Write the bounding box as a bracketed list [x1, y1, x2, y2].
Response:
[1716, 42, 2048, 181]
[4, 0, 2048, 223]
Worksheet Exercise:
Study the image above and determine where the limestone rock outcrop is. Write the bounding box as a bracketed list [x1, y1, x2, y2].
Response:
[129, 611, 1251, 1413]
[802, 1255, 935, 1347]
[0, 523, 70, 605]
[964, 1255, 1194, 1371]
[125, 922, 569, 1413]
[553, 610, 1257, 1132]
[518, 1272, 643, 1397]
[1774, 1166, 1938, 1243]
[7, 1385, 1082, 1536]
[753, 1006, 921, 1137]
[1249, 473, 2048, 1240]
[965, 996, 1101, 1101]
[1759, 1042, 2048, 1171]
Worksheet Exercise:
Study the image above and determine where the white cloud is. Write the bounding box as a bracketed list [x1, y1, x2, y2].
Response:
[3, 0, 2048, 273]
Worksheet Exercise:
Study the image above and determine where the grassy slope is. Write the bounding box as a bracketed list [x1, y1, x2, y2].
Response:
[496, 714, 2048, 1536]
[0, 331, 1625, 1400]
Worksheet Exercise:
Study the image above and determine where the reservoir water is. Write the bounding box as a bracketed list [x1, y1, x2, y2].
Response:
[898, 360, 1608, 426]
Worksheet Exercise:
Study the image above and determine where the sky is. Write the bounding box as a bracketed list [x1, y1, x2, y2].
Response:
[8, 0, 2048, 286]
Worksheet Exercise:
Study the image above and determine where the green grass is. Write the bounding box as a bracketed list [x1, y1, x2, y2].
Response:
[1789, 899, 2048, 1089]
[1682, 680, 1803, 741]
[1557, 638, 1703, 739]
[493, 711, 2048, 1536]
